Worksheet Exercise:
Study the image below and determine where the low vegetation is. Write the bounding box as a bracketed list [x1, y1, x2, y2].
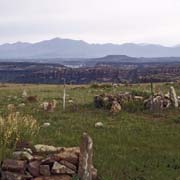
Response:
[0, 83, 180, 179]
[0, 112, 39, 160]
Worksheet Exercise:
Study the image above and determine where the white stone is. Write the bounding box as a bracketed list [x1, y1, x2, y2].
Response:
[95, 122, 104, 128]
[42, 122, 51, 127]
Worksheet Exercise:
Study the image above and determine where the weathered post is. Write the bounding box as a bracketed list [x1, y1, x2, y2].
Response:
[150, 79, 154, 112]
[63, 79, 66, 111]
[78, 133, 93, 180]
[169, 86, 179, 108]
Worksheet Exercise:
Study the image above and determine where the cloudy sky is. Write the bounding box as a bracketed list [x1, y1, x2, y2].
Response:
[0, 0, 180, 45]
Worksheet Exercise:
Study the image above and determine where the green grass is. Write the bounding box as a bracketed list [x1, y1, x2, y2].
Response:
[0, 83, 180, 179]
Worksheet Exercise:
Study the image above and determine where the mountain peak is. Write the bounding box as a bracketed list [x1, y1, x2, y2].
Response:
[0, 38, 180, 58]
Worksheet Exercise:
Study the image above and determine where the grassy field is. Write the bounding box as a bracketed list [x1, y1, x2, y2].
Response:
[0, 83, 180, 180]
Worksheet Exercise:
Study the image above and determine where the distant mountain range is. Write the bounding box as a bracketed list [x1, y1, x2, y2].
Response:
[1, 38, 180, 59]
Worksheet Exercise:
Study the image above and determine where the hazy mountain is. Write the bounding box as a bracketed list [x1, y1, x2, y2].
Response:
[0, 38, 180, 59]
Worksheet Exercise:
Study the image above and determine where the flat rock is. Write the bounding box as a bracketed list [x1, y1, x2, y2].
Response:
[63, 147, 80, 156]
[34, 175, 71, 180]
[13, 151, 33, 161]
[40, 165, 51, 176]
[34, 145, 63, 154]
[59, 160, 77, 172]
[2, 159, 26, 174]
[1, 171, 32, 180]
[51, 162, 75, 175]
[27, 161, 41, 177]
[52, 151, 79, 165]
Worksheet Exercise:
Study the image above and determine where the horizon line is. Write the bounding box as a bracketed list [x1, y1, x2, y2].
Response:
[0, 37, 179, 48]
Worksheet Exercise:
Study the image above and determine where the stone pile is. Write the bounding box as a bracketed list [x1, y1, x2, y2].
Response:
[0, 133, 98, 180]
[144, 86, 179, 112]
[94, 92, 143, 113]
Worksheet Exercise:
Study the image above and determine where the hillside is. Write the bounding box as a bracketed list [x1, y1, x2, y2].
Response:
[0, 61, 180, 84]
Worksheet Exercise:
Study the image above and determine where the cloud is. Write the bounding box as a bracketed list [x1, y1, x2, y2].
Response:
[0, 0, 180, 45]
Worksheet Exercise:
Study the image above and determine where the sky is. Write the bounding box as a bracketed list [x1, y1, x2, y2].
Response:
[0, 0, 180, 46]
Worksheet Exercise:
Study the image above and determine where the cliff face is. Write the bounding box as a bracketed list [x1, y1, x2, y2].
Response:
[0, 62, 180, 84]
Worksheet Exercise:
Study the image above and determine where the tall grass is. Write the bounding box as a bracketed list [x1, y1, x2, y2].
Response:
[0, 112, 39, 160]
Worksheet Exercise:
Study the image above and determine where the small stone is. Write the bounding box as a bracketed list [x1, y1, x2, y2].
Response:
[40, 165, 51, 176]
[134, 96, 143, 101]
[22, 90, 28, 98]
[27, 161, 41, 177]
[18, 103, 25, 108]
[2, 159, 26, 174]
[13, 151, 33, 161]
[23, 148, 33, 154]
[110, 100, 121, 113]
[32, 155, 44, 161]
[95, 122, 104, 128]
[42, 123, 51, 127]
[51, 162, 75, 175]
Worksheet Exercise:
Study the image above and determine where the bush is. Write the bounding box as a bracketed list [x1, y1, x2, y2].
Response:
[0, 113, 39, 160]
[90, 83, 112, 89]
[131, 90, 151, 99]
[123, 100, 144, 113]
[173, 116, 180, 124]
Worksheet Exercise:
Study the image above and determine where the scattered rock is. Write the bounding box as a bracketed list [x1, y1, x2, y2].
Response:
[94, 92, 133, 112]
[134, 96, 144, 101]
[42, 123, 51, 128]
[7, 104, 16, 112]
[51, 162, 75, 175]
[18, 103, 25, 108]
[110, 100, 121, 113]
[95, 122, 104, 128]
[22, 90, 28, 98]
[40, 100, 57, 112]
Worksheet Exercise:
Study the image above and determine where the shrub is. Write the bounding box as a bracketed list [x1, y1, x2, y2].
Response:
[173, 116, 180, 124]
[131, 90, 151, 99]
[0, 112, 39, 160]
[123, 100, 144, 113]
[90, 83, 112, 89]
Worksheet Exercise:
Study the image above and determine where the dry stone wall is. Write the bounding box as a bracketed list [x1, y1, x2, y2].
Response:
[0, 133, 97, 180]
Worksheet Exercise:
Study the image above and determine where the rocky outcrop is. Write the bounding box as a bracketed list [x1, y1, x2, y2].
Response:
[0, 134, 98, 180]
[94, 92, 135, 113]
[144, 86, 179, 112]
